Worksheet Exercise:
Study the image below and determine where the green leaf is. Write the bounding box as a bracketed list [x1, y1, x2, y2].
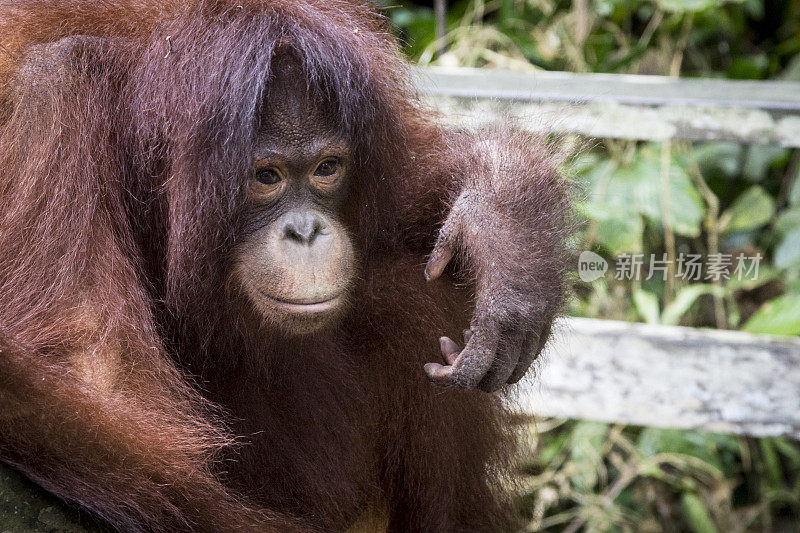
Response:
[772, 438, 800, 468]
[634, 146, 705, 236]
[680, 493, 718, 533]
[389, 7, 436, 58]
[780, 54, 800, 83]
[655, 0, 720, 12]
[568, 421, 608, 492]
[580, 159, 639, 218]
[729, 57, 766, 80]
[662, 284, 726, 326]
[633, 289, 660, 324]
[759, 439, 783, 489]
[774, 208, 800, 268]
[775, 227, 800, 269]
[719, 186, 775, 233]
[537, 426, 572, 465]
[693, 142, 742, 180]
[743, 145, 788, 181]
[789, 168, 800, 205]
[577, 146, 705, 246]
[742, 293, 800, 335]
[774, 207, 800, 235]
[595, 217, 644, 254]
[742, 0, 765, 20]
[637, 428, 734, 471]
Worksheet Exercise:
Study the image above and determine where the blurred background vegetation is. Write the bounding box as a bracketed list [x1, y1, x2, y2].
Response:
[379, 0, 800, 530]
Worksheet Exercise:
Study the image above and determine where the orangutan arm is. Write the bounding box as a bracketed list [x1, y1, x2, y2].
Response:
[399, 119, 572, 392]
[0, 332, 302, 532]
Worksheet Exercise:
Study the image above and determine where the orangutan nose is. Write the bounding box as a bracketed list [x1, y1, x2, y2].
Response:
[280, 211, 328, 246]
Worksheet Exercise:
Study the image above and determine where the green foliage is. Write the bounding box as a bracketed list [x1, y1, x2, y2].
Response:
[742, 293, 800, 335]
[774, 207, 800, 268]
[569, 135, 800, 332]
[637, 428, 740, 472]
[680, 493, 718, 533]
[633, 288, 660, 323]
[569, 422, 609, 491]
[576, 144, 706, 255]
[383, 0, 799, 78]
[719, 186, 775, 233]
[634, 284, 727, 325]
[523, 420, 800, 531]
[655, 0, 723, 11]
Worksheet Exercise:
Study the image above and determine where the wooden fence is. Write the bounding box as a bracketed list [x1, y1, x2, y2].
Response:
[415, 66, 800, 146]
[416, 66, 800, 440]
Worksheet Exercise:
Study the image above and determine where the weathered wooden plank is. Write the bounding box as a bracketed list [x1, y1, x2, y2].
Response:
[415, 67, 800, 110]
[415, 67, 800, 146]
[514, 318, 800, 439]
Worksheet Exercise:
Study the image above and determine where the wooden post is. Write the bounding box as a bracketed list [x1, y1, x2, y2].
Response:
[434, 0, 447, 57]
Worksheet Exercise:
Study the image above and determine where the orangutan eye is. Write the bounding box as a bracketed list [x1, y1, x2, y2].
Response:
[250, 166, 286, 203]
[255, 168, 282, 185]
[314, 159, 339, 177]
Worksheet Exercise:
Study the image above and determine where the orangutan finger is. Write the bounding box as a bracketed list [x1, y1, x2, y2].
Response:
[424, 239, 455, 281]
[424, 206, 464, 282]
[439, 336, 460, 366]
[424, 362, 456, 387]
[507, 322, 551, 385]
[444, 330, 497, 389]
[425, 330, 496, 389]
[478, 331, 524, 393]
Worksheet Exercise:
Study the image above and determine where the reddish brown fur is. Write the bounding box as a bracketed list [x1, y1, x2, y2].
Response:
[0, 1, 571, 531]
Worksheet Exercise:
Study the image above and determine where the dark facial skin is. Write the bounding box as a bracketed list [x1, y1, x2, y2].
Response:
[232, 78, 355, 335]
